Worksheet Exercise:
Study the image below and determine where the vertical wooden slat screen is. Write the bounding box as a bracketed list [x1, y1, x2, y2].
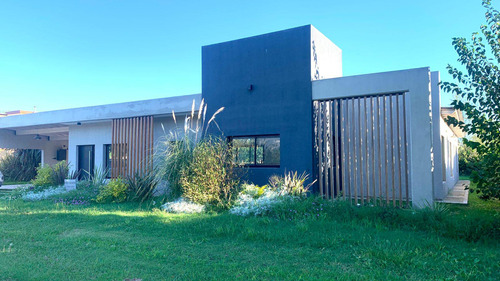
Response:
[111, 116, 154, 179]
[313, 92, 410, 207]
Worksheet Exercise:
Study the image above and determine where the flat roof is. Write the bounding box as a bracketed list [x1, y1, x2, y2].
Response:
[0, 94, 201, 129]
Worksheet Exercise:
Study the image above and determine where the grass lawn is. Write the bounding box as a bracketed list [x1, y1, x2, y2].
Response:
[0, 193, 498, 280]
[1, 181, 29, 186]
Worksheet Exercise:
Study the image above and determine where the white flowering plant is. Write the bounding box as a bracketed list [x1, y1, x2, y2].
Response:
[161, 197, 205, 214]
[230, 183, 292, 216]
[22, 186, 67, 201]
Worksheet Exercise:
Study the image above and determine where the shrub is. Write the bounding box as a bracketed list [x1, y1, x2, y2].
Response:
[156, 99, 239, 208]
[240, 183, 268, 199]
[86, 166, 109, 188]
[180, 137, 240, 209]
[0, 149, 41, 182]
[31, 161, 69, 188]
[31, 164, 55, 187]
[230, 187, 283, 216]
[269, 171, 314, 196]
[95, 178, 128, 203]
[51, 161, 69, 185]
[127, 171, 160, 202]
[230, 173, 314, 216]
[471, 153, 500, 199]
[458, 142, 481, 176]
[67, 170, 81, 180]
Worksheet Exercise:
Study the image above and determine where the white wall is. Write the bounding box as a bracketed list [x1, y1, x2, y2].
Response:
[0, 129, 67, 166]
[310, 26, 342, 81]
[430, 71, 446, 200]
[68, 121, 111, 173]
[440, 117, 460, 192]
[312, 67, 434, 207]
[66, 116, 185, 173]
[153, 116, 180, 144]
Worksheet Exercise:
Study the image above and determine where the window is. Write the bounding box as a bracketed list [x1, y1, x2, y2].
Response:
[230, 135, 280, 167]
[104, 144, 112, 177]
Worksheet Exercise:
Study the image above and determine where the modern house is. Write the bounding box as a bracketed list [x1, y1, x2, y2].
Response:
[0, 25, 462, 207]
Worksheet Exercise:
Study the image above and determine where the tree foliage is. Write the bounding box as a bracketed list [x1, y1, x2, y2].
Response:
[441, 1, 500, 199]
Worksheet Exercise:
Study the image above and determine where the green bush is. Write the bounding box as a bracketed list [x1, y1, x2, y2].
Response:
[180, 137, 240, 209]
[156, 99, 240, 208]
[0, 149, 41, 182]
[127, 171, 160, 202]
[458, 142, 481, 176]
[31, 161, 69, 188]
[471, 152, 500, 199]
[31, 165, 54, 187]
[269, 171, 314, 196]
[95, 178, 128, 203]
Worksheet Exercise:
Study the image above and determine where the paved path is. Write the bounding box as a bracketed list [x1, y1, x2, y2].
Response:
[442, 180, 470, 204]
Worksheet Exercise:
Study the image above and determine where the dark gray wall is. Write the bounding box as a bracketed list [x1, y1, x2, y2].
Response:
[202, 25, 314, 185]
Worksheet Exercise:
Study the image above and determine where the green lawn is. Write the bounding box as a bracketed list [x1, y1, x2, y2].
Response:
[0, 195, 498, 280]
[1, 181, 29, 186]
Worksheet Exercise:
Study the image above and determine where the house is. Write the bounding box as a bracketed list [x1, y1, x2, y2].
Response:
[0, 25, 463, 207]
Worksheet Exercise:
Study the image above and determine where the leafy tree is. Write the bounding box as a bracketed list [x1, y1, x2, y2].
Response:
[441, 1, 500, 199]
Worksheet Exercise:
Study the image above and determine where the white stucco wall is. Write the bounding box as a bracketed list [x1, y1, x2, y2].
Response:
[440, 117, 460, 192]
[312, 67, 435, 207]
[68, 121, 112, 173]
[66, 116, 186, 173]
[0, 129, 67, 166]
[310, 26, 342, 81]
[430, 71, 446, 200]
[153, 116, 180, 144]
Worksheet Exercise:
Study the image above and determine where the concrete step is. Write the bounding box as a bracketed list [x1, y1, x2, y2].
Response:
[441, 180, 470, 205]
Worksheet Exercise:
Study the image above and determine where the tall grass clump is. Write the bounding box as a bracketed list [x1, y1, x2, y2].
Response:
[126, 170, 160, 202]
[269, 171, 314, 196]
[156, 99, 241, 209]
[86, 166, 109, 188]
[0, 149, 41, 182]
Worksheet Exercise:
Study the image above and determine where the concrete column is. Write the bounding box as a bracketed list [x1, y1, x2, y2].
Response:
[408, 69, 434, 208]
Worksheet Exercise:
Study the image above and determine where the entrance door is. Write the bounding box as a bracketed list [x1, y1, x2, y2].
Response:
[78, 145, 95, 180]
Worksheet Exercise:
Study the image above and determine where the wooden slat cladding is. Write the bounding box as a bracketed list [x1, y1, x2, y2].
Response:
[313, 93, 410, 207]
[111, 116, 154, 178]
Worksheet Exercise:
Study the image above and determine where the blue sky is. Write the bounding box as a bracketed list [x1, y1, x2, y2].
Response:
[0, 0, 491, 112]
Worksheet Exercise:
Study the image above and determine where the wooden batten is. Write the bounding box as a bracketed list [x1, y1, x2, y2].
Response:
[111, 116, 154, 179]
[314, 93, 410, 206]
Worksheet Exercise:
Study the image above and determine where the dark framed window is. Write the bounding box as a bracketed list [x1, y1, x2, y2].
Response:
[229, 135, 280, 167]
[104, 144, 112, 178]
